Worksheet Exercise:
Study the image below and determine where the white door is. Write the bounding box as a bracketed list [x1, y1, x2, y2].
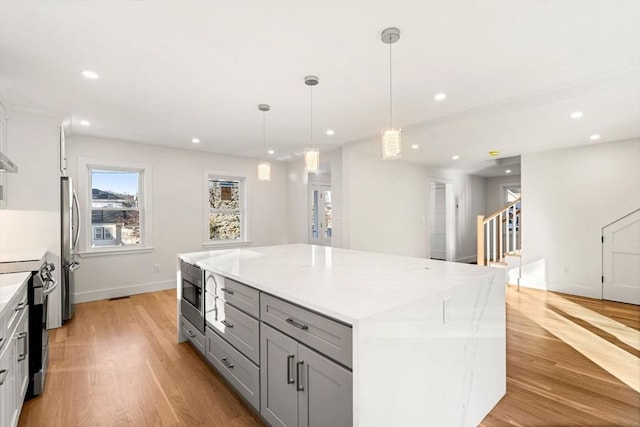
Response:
[429, 182, 446, 260]
[603, 209, 640, 305]
[309, 184, 332, 246]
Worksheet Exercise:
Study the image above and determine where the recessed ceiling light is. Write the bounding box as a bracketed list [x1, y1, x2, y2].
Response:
[505, 169, 512, 174]
[268, 149, 275, 155]
[488, 150, 500, 157]
[452, 155, 460, 160]
[192, 138, 200, 143]
[589, 134, 601, 141]
[326, 129, 335, 136]
[570, 111, 583, 119]
[434, 93, 447, 101]
[411, 144, 419, 149]
[79, 120, 90, 126]
[82, 70, 99, 79]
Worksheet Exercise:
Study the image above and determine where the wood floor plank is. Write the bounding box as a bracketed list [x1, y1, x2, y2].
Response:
[18, 287, 639, 426]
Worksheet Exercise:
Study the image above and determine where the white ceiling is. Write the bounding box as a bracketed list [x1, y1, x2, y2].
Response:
[1, 1, 639, 176]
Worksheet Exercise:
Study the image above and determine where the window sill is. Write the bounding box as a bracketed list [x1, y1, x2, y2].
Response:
[79, 247, 154, 257]
[202, 240, 252, 249]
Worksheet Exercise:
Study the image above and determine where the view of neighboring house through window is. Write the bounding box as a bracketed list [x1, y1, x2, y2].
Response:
[91, 169, 141, 247]
[208, 176, 245, 242]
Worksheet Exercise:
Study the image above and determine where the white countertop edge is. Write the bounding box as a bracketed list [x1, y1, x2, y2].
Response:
[178, 246, 500, 326]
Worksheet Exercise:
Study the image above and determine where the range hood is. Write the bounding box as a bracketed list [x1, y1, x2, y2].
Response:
[0, 151, 18, 173]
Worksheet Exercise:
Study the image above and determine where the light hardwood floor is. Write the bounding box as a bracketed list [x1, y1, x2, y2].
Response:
[18, 286, 639, 426]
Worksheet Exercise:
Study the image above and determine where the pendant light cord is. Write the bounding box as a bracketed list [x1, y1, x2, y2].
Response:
[310, 85, 314, 145]
[262, 111, 266, 159]
[389, 40, 393, 129]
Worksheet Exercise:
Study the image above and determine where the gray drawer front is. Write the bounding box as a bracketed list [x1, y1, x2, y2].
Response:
[209, 302, 260, 364]
[181, 316, 205, 355]
[217, 277, 260, 318]
[208, 328, 260, 411]
[261, 294, 353, 369]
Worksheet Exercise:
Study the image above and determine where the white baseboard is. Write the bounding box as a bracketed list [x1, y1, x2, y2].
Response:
[455, 255, 477, 264]
[73, 279, 175, 304]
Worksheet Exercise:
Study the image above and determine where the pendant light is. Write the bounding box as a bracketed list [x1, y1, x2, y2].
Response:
[257, 104, 271, 182]
[381, 27, 401, 160]
[304, 75, 320, 173]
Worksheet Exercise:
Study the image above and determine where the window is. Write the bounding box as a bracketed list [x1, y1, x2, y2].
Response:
[205, 172, 247, 244]
[79, 158, 152, 254]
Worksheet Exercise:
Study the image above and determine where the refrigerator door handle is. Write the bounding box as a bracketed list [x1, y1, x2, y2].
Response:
[72, 188, 81, 252]
[69, 261, 81, 272]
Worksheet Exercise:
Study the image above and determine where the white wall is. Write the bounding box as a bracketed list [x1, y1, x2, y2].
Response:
[342, 137, 430, 258]
[484, 174, 521, 215]
[66, 135, 289, 302]
[521, 138, 640, 297]
[0, 108, 63, 328]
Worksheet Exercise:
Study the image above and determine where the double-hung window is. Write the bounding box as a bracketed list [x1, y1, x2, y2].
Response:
[205, 172, 247, 244]
[79, 158, 152, 254]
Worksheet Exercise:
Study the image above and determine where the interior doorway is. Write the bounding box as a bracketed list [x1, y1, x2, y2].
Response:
[429, 178, 455, 261]
[309, 184, 332, 246]
[602, 209, 640, 305]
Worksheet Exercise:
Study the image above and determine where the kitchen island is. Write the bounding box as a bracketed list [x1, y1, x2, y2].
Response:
[177, 244, 505, 427]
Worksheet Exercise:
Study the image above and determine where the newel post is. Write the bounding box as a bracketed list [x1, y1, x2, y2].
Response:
[477, 215, 485, 266]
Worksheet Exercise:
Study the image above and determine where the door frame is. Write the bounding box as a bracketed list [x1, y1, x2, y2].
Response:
[428, 177, 455, 262]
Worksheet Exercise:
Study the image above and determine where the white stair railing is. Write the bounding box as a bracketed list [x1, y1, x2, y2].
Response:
[477, 198, 521, 266]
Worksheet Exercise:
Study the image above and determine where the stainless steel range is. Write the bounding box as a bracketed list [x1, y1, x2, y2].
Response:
[0, 255, 56, 399]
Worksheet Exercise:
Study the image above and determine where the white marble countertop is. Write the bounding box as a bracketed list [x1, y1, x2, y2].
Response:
[0, 250, 46, 274]
[181, 244, 499, 324]
[0, 272, 30, 314]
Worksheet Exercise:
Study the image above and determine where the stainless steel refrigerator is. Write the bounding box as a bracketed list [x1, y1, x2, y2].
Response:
[61, 176, 80, 321]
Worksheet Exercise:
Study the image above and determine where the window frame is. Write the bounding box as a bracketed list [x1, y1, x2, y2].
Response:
[78, 158, 153, 256]
[203, 170, 250, 247]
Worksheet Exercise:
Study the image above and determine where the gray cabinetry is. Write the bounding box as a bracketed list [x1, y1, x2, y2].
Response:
[207, 328, 260, 410]
[181, 315, 205, 355]
[261, 324, 352, 427]
[261, 294, 352, 369]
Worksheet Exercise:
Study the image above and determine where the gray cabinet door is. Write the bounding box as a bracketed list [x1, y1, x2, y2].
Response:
[261, 324, 298, 427]
[298, 344, 352, 427]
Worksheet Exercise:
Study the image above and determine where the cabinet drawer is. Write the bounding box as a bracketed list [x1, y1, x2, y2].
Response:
[261, 294, 353, 369]
[208, 301, 260, 364]
[6, 288, 28, 337]
[216, 277, 260, 318]
[181, 316, 205, 355]
[207, 327, 260, 411]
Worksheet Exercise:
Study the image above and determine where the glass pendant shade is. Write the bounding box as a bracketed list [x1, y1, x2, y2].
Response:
[257, 161, 271, 181]
[381, 128, 402, 159]
[304, 148, 320, 173]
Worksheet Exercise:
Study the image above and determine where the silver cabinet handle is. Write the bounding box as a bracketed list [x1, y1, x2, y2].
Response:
[15, 302, 26, 312]
[186, 330, 196, 338]
[18, 331, 27, 362]
[221, 357, 234, 369]
[286, 317, 309, 331]
[287, 355, 295, 384]
[0, 369, 7, 386]
[296, 360, 305, 391]
[220, 287, 234, 295]
[221, 320, 234, 329]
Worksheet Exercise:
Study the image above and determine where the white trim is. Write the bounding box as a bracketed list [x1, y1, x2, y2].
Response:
[78, 247, 154, 257]
[203, 169, 249, 243]
[202, 240, 252, 249]
[73, 279, 174, 303]
[78, 157, 153, 254]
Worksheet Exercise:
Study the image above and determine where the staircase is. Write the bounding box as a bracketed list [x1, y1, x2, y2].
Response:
[477, 198, 522, 286]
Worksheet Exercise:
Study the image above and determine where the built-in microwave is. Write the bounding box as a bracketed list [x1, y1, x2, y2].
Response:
[180, 261, 205, 333]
